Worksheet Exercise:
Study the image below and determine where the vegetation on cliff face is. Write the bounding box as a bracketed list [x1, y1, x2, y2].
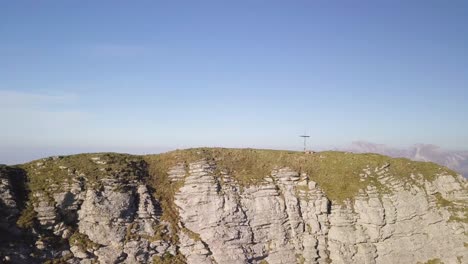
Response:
[16, 148, 459, 203]
[152, 252, 186, 264]
[13, 148, 459, 229]
[144, 154, 185, 244]
[16, 202, 36, 229]
[19, 153, 146, 193]
[417, 258, 443, 264]
[434, 193, 468, 223]
[144, 148, 457, 202]
[14, 153, 147, 230]
[69, 231, 99, 252]
[2, 148, 465, 263]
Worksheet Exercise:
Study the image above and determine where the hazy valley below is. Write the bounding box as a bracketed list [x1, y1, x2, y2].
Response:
[344, 142, 468, 178]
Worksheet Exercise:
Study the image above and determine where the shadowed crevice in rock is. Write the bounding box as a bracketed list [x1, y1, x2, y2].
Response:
[0, 165, 28, 232]
[174, 160, 467, 264]
[1, 150, 467, 264]
[0, 165, 36, 262]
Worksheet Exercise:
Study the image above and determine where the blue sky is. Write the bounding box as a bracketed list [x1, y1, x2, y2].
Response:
[1, 1, 468, 163]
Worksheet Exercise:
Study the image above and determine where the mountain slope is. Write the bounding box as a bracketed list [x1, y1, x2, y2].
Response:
[346, 141, 468, 177]
[0, 148, 467, 263]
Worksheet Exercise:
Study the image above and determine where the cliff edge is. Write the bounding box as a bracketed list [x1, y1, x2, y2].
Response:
[0, 148, 466, 263]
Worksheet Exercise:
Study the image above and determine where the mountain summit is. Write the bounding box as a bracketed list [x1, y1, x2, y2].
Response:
[1, 148, 467, 263]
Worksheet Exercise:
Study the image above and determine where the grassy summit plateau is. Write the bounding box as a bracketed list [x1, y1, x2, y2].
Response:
[18, 148, 457, 203]
[6, 147, 465, 260]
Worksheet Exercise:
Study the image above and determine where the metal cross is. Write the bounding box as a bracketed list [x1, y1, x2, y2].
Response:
[299, 134, 310, 152]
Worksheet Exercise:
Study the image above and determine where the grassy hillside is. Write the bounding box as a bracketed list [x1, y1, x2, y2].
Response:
[144, 148, 457, 201]
[9, 148, 462, 243]
[16, 147, 458, 204]
[18, 153, 146, 196]
[4, 148, 463, 263]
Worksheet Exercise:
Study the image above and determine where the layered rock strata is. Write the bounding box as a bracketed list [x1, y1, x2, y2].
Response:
[0, 152, 466, 264]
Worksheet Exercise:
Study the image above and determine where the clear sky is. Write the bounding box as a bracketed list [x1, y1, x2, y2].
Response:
[1, 1, 468, 164]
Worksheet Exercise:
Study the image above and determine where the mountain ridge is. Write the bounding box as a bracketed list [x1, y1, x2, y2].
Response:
[344, 141, 468, 177]
[1, 148, 467, 263]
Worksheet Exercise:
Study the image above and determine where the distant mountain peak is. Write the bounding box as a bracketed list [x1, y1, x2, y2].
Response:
[345, 141, 468, 177]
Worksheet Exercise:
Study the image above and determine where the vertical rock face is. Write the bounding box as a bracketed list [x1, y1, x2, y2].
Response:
[0, 169, 19, 210]
[173, 160, 468, 264]
[0, 150, 467, 264]
[56, 176, 171, 263]
[0, 155, 177, 263]
[0, 166, 31, 263]
[173, 161, 331, 264]
[0, 166, 21, 246]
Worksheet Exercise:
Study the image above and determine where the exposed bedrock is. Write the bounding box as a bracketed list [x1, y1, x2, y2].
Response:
[0, 152, 466, 264]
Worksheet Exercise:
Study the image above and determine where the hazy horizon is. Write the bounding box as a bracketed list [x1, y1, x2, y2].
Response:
[2, 141, 468, 179]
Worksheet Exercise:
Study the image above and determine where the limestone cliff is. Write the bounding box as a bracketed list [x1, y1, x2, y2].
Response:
[0, 148, 466, 264]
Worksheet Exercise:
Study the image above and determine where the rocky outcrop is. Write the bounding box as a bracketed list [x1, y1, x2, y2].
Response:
[173, 160, 467, 264]
[0, 150, 467, 264]
[0, 155, 179, 263]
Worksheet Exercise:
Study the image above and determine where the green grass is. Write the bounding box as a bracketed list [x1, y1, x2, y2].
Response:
[17, 153, 146, 207]
[69, 231, 99, 251]
[16, 148, 458, 206]
[8, 148, 461, 262]
[152, 252, 186, 264]
[296, 254, 306, 264]
[13, 147, 458, 233]
[43, 253, 74, 264]
[144, 154, 186, 244]
[417, 258, 443, 264]
[16, 153, 147, 227]
[433, 193, 468, 223]
[144, 148, 456, 202]
[434, 193, 453, 207]
[448, 209, 468, 224]
[19, 152, 146, 194]
[16, 202, 37, 229]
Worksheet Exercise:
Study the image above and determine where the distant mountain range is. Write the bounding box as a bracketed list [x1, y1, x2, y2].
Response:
[344, 141, 468, 177]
